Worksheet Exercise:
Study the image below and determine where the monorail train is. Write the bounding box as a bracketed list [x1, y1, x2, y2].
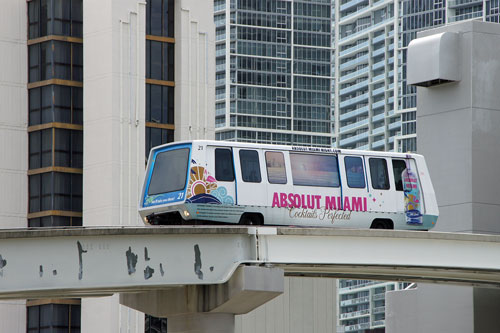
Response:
[139, 140, 438, 230]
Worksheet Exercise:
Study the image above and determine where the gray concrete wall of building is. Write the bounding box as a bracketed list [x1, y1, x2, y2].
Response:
[235, 277, 337, 333]
[387, 20, 500, 333]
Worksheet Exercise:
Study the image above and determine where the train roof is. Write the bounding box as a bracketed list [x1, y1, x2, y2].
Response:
[149, 140, 423, 159]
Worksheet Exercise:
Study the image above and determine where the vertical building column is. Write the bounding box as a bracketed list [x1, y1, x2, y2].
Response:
[387, 20, 500, 333]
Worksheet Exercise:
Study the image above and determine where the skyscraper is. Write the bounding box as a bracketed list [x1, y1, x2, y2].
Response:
[214, 0, 335, 147]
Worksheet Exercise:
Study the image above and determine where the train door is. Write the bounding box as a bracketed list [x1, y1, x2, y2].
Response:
[206, 146, 236, 205]
[393, 158, 425, 224]
[339, 155, 369, 213]
[365, 157, 397, 214]
[233, 147, 267, 207]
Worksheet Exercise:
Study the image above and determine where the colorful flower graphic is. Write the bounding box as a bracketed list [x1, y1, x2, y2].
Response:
[187, 166, 218, 198]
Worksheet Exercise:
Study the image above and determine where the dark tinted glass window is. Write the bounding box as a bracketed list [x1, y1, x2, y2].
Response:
[290, 153, 339, 187]
[240, 150, 261, 183]
[146, 0, 174, 37]
[29, 85, 83, 126]
[369, 158, 390, 190]
[29, 216, 82, 227]
[215, 148, 234, 181]
[27, 303, 81, 332]
[146, 85, 174, 124]
[148, 148, 189, 195]
[145, 315, 168, 333]
[265, 151, 287, 184]
[29, 172, 82, 213]
[29, 41, 82, 83]
[345, 156, 365, 188]
[392, 159, 407, 191]
[145, 127, 174, 159]
[28, 0, 83, 39]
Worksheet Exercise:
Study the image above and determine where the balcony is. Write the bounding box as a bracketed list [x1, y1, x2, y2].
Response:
[372, 293, 385, 301]
[215, 79, 226, 87]
[371, 73, 384, 83]
[340, 54, 369, 71]
[388, 120, 401, 131]
[372, 99, 385, 109]
[340, 17, 392, 42]
[448, 0, 483, 8]
[371, 86, 385, 97]
[214, 3, 226, 12]
[448, 10, 482, 22]
[216, 64, 225, 72]
[372, 112, 385, 122]
[339, 67, 369, 83]
[339, 118, 369, 134]
[216, 49, 226, 57]
[216, 33, 226, 41]
[344, 322, 371, 332]
[340, 40, 370, 57]
[215, 19, 225, 28]
[339, 280, 378, 291]
[372, 46, 385, 57]
[372, 125, 385, 136]
[339, 92, 369, 108]
[339, 131, 369, 146]
[340, 296, 370, 306]
[371, 59, 385, 71]
[372, 138, 385, 148]
[340, 0, 369, 12]
[372, 320, 386, 327]
[372, 33, 385, 44]
[340, 79, 369, 96]
[339, 309, 370, 320]
[372, 306, 386, 314]
[340, 105, 369, 121]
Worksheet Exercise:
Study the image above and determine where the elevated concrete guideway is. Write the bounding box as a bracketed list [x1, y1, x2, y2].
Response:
[0, 226, 500, 300]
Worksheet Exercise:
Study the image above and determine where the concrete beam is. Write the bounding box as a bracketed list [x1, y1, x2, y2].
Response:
[119, 265, 284, 317]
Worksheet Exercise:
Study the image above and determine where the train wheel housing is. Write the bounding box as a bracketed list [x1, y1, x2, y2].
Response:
[370, 219, 394, 230]
[239, 213, 263, 226]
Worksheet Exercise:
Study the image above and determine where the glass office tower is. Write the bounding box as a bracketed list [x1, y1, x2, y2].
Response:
[214, 0, 335, 147]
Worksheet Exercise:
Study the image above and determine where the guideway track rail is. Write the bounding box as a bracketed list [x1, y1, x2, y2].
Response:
[0, 226, 499, 299]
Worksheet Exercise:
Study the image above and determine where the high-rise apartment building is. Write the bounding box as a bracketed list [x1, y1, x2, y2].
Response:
[334, 0, 399, 151]
[214, 0, 335, 147]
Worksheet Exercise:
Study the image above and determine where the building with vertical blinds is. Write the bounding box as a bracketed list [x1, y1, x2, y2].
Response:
[214, 0, 335, 147]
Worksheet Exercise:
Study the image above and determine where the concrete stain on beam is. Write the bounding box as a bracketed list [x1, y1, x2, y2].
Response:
[194, 244, 203, 280]
[126, 247, 138, 275]
[144, 266, 154, 280]
[0, 254, 6, 277]
[77, 241, 87, 280]
[160, 263, 165, 277]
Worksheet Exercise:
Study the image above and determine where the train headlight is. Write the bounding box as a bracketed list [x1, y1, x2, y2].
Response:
[183, 210, 190, 217]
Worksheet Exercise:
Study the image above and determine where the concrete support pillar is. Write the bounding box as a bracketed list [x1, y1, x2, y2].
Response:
[167, 313, 234, 333]
[387, 20, 500, 333]
[120, 266, 284, 332]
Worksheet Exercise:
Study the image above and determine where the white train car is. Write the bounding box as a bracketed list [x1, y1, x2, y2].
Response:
[139, 140, 438, 230]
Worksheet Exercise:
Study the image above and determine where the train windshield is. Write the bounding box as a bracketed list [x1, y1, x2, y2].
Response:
[148, 148, 190, 195]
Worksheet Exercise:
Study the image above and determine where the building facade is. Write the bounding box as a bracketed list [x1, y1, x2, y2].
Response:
[0, 0, 214, 332]
[214, 0, 335, 147]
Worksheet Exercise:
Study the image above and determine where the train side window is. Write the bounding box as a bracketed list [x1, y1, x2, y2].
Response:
[240, 150, 261, 183]
[215, 148, 234, 181]
[369, 158, 390, 190]
[345, 156, 365, 188]
[392, 159, 407, 191]
[265, 151, 287, 184]
[290, 153, 339, 187]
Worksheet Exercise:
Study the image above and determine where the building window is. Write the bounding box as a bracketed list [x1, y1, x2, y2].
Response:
[29, 85, 83, 126]
[146, 0, 174, 37]
[145, 314, 167, 333]
[27, 302, 81, 332]
[29, 41, 83, 83]
[145, 128, 174, 159]
[146, 41, 174, 81]
[29, 172, 83, 213]
[29, 128, 83, 169]
[28, 0, 83, 39]
[146, 85, 174, 124]
[28, 216, 82, 227]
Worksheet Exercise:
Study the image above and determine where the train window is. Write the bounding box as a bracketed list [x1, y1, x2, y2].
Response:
[345, 156, 366, 188]
[148, 148, 189, 195]
[239, 150, 261, 183]
[215, 148, 235, 182]
[369, 158, 390, 190]
[265, 151, 287, 184]
[290, 153, 339, 187]
[392, 159, 407, 191]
